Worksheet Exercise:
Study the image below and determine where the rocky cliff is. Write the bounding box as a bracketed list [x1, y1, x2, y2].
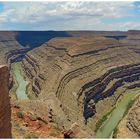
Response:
[0, 31, 29, 66]
[0, 65, 11, 138]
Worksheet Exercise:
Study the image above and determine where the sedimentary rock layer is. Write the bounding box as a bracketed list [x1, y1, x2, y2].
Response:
[21, 35, 140, 136]
[0, 32, 28, 66]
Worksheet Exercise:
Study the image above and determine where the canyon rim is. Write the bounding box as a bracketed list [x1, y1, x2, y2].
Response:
[0, 30, 140, 138]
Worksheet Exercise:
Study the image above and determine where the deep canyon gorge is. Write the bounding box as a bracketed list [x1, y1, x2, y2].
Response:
[0, 30, 140, 138]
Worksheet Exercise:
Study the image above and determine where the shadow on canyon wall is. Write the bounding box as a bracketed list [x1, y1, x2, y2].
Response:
[104, 36, 127, 40]
[16, 31, 129, 49]
[16, 31, 72, 49]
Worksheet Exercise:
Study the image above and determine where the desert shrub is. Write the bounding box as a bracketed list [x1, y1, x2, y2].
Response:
[24, 133, 38, 139]
[16, 111, 24, 118]
[13, 121, 20, 129]
[113, 127, 118, 138]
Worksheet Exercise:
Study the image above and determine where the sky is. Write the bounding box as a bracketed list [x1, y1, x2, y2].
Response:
[0, 1, 140, 31]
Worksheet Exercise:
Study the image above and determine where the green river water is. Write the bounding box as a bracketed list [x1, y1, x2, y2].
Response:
[96, 90, 139, 138]
[12, 62, 29, 100]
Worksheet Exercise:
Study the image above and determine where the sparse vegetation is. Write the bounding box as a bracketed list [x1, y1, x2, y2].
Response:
[16, 111, 24, 118]
[123, 99, 136, 118]
[112, 127, 118, 138]
[13, 121, 20, 129]
[24, 133, 38, 139]
[95, 116, 107, 133]
[95, 107, 115, 132]
[12, 121, 25, 133]
[26, 83, 31, 99]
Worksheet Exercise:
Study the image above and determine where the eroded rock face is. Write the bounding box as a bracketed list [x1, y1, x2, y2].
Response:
[64, 122, 92, 138]
[0, 31, 29, 66]
[0, 65, 11, 138]
[21, 35, 140, 136]
[127, 98, 140, 137]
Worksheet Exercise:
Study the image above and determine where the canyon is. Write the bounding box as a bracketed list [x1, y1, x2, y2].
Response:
[0, 30, 140, 138]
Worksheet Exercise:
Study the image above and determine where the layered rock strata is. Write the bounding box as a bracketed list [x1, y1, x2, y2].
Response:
[0, 31, 28, 66]
[21, 36, 140, 136]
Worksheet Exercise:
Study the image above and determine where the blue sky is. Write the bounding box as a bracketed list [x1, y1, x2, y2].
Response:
[0, 2, 3, 11]
[0, 1, 140, 31]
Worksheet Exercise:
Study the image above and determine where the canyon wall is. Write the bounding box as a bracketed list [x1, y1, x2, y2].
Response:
[0, 31, 140, 137]
[21, 35, 140, 136]
[0, 65, 11, 138]
[0, 31, 29, 66]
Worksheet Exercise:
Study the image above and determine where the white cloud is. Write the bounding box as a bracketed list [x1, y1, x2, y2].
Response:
[0, 2, 133, 23]
[107, 22, 140, 31]
[0, 1, 139, 30]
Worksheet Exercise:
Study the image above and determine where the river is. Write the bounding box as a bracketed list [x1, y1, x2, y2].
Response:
[12, 62, 140, 138]
[96, 90, 140, 138]
[12, 62, 29, 100]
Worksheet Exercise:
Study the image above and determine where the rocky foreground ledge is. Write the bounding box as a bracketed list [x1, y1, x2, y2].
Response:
[0, 65, 11, 138]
